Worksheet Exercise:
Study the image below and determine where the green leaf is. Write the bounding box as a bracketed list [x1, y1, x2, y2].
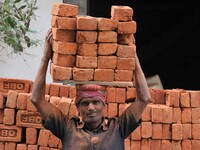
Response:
[14, 0, 21, 3]
[18, 5, 26, 10]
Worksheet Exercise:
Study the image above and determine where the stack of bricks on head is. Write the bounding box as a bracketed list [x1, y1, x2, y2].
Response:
[0, 2, 200, 150]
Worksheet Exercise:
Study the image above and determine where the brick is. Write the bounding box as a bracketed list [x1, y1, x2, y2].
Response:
[161, 140, 172, 150]
[162, 105, 172, 123]
[191, 140, 200, 150]
[6, 90, 18, 108]
[141, 104, 152, 122]
[28, 145, 38, 150]
[115, 70, 133, 81]
[0, 110, 3, 124]
[50, 96, 61, 107]
[0, 92, 4, 108]
[172, 140, 181, 150]
[76, 31, 97, 43]
[68, 102, 79, 118]
[141, 139, 151, 150]
[155, 89, 165, 104]
[73, 67, 94, 81]
[17, 93, 30, 110]
[192, 124, 200, 139]
[77, 43, 97, 56]
[77, 16, 97, 30]
[126, 87, 136, 102]
[51, 16, 76, 29]
[39, 146, 50, 150]
[26, 128, 37, 145]
[52, 52, 75, 67]
[192, 108, 200, 123]
[106, 87, 116, 103]
[45, 84, 50, 95]
[115, 88, 126, 103]
[97, 17, 118, 31]
[69, 86, 76, 98]
[182, 124, 191, 139]
[152, 123, 162, 139]
[52, 28, 75, 42]
[117, 58, 135, 70]
[124, 139, 130, 150]
[98, 43, 118, 55]
[48, 132, 60, 148]
[131, 125, 141, 140]
[180, 91, 190, 107]
[98, 56, 117, 69]
[117, 21, 137, 34]
[16, 110, 43, 129]
[151, 105, 162, 123]
[182, 108, 191, 123]
[107, 103, 118, 118]
[149, 88, 156, 103]
[172, 123, 182, 140]
[45, 95, 50, 102]
[0, 78, 32, 93]
[189, 91, 200, 108]
[49, 83, 60, 97]
[5, 142, 16, 150]
[162, 124, 172, 139]
[0, 125, 22, 142]
[16, 144, 27, 150]
[76, 55, 97, 68]
[172, 107, 181, 123]
[94, 69, 114, 82]
[0, 142, 4, 150]
[59, 85, 69, 98]
[150, 140, 161, 150]
[51, 2, 78, 17]
[3, 108, 15, 125]
[141, 122, 152, 138]
[97, 31, 117, 43]
[58, 97, 72, 116]
[131, 140, 140, 150]
[111, 6, 133, 21]
[52, 40, 77, 55]
[117, 44, 136, 58]
[182, 140, 191, 150]
[118, 34, 134, 45]
[165, 89, 180, 107]
[50, 63, 72, 81]
[27, 96, 37, 112]
[38, 129, 50, 147]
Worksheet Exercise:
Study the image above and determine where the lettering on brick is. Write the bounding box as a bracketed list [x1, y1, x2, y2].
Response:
[3, 82, 25, 90]
[21, 114, 42, 124]
[0, 129, 17, 137]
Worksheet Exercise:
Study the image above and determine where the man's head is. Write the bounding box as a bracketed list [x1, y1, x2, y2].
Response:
[75, 84, 106, 125]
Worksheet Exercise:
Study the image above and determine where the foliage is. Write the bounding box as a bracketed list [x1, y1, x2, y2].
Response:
[0, 0, 39, 54]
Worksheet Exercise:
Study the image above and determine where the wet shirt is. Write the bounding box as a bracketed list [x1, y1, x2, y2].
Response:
[43, 104, 141, 150]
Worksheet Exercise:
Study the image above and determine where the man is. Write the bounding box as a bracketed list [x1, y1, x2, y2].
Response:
[31, 29, 151, 150]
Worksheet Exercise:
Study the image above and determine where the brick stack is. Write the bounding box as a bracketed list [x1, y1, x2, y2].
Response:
[50, 2, 136, 84]
[1, 78, 200, 149]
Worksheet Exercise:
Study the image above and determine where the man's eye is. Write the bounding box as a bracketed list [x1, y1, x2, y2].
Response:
[93, 100, 100, 105]
[81, 102, 89, 106]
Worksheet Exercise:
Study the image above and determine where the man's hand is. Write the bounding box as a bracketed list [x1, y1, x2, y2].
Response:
[43, 28, 53, 60]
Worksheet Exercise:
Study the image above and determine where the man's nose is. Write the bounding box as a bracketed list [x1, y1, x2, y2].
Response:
[88, 103, 95, 110]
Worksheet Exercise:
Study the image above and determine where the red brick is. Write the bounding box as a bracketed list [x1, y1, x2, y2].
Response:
[117, 58, 135, 70]
[52, 40, 77, 54]
[141, 139, 151, 150]
[16, 93, 30, 110]
[98, 43, 118, 55]
[26, 128, 37, 145]
[76, 56, 97, 68]
[59, 85, 69, 98]
[48, 132, 60, 148]
[161, 140, 172, 150]
[58, 97, 72, 115]
[77, 43, 97, 56]
[162, 124, 172, 139]
[152, 123, 162, 139]
[98, 56, 117, 69]
[28, 145, 38, 150]
[182, 140, 191, 150]
[3, 108, 15, 125]
[192, 108, 200, 123]
[180, 91, 190, 107]
[182, 124, 191, 139]
[155, 89, 165, 104]
[0, 142, 4, 150]
[192, 124, 200, 139]
[172, 140, 181, 150]
[126, 87, 136, 102]
[69, 86, 76, 98]
[151, 105, 162, 123]
[0, 78, 32, 93]
[141, 104, 152, 122]
[52, 52, 75, 67]
[0, 125, 22, 142]
[37, 129, 50, 147]
[0, 110, 3, 124]
[107, 103, 118, 118]
[141, 122, 152, 138]
[76, 31, 97, 43]
[6, 90, 18, 108]
[173, 107, 181, 123]
[16, 144, 27, 150]
[52, 28, 75, 42]
[51, 16, 76, 29]
[115, 88, 126, 103]
[39, 146, 50, 150]
[0, 92, 4, 108]
[117, 44, 136, 58]
[50, 96, 61, 107]
[106, 87, 116, 103]
[191, 140, 200, 150]
[182, 108, 191, 123]
[45, 84, 50, 95]
[5, 142, 16, 150]
[172, 123, 182, 140]
[94, 69, 114, 82]
[73, 68, 94, 81]
[97, 18, 118, 31]
[131, 140, 140, 150]
[165, 89, 180, 107]
[68, 102, 79, 118]
[50, 63, 72, 81]
[149, 88, 156, 103]
[114, 70, 133, 82]
[51, 2, 78, 17]
[117, 21, 137, 34]
[49, 83, 60, 97]
[77, 16, 97, 30]
[16, 110, 43, 129]
[27, 96, 37, 112]
[131, 125, 141, 140]
[97, 31, 117, 43]
[118, 103, 128, 118]
[124, 139, 131, 150]
[162, 105, 172, 123]
[118, 34, 134, 45]
[189, 91, 200, 108]
[111, 6, 133, 21]
[150, 140, 161, 150]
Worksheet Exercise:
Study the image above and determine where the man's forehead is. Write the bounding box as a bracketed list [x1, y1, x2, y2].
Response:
[81, 97, 102, 102]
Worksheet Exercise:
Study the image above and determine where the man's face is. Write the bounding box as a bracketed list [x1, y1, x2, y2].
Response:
[78, 97, 105, 124]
